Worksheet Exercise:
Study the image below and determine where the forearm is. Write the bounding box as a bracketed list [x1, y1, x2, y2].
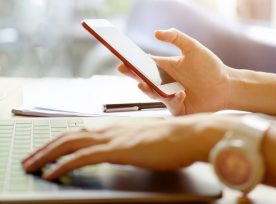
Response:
[227, 68, 276, 115]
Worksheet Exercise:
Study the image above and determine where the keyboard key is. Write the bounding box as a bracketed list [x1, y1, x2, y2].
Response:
[15, 120, 32, 124]
[51, 132, 64, 137]
[14, 132, 31, 136]
[0, 120, 14, 126]
[33, 130, 50, 134]
[12, 150, 30, 157]
[0, 136, 11, 141]
[33, 144, 43, 149]
[0, 156, 8, 163]
[0, 131, 13, 135]
[10, 169, 26, 178]
[0, 123, 14, 130]
[13, 139, 30, 145]
[33, 134, 50, 139]
[14, 139, 30, 144]
[0, 169, 7, 178]
[0, 140, 12, 146]
[0, 139, 10, 144]
[51, 127, 67, 132]
[0, 118, 88, 192]
[67, 127, 82, 132]
[33, 138, 49, 143]
[14, 128, 31, 132]
[33, 120, 49, 126]
[0, 160, 9, 168]
[14, 127, 32, 131]
[11, 157, 25, 163]
[67, 119, 84, 127]
[0, 183, 4, 192]
[0, 155, 8, 163]
[50, 120, 68, 128]
[8, 183, 29, 192]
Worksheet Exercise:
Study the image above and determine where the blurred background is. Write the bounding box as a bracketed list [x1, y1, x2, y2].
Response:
[0, 0, 276, 78]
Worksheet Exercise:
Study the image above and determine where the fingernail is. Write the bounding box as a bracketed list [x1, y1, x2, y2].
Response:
[155, 30, 164, 36]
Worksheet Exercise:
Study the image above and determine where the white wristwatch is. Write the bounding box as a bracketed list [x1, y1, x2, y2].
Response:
[209, 114, 270, 193]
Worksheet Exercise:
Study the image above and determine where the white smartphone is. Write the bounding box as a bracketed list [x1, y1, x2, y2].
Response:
[82, 19, 184, 98]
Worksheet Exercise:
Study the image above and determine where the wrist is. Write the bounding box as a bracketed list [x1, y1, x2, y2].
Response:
[225, 67, 244, 110]
[226, 67, 276, 114]
[195, 115, 241, 162]
[219, 65, 236, 111]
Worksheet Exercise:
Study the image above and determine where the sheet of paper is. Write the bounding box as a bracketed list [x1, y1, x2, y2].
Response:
[22, 75, 170, 117]
[13, 106, 171, 117]
[12, 106, 101, 117]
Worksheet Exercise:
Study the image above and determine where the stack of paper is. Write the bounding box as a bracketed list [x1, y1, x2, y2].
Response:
[13, 75, 171, 117]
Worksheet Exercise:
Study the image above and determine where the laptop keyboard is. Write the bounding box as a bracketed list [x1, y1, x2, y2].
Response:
[0, 119, 85, 192]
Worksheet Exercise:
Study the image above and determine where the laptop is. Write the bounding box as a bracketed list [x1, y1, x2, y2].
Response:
[0, 117, 222, 203]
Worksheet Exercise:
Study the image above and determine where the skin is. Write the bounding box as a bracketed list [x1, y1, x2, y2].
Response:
[118, 29, 276, 116]
[22, 29, 276, 190]
[22, 114, 276, 188]
[22, 114, 238, 179]
[119, 28, 230, 115]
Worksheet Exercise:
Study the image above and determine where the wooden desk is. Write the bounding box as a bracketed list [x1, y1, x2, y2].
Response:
[1, 77, 276, 203]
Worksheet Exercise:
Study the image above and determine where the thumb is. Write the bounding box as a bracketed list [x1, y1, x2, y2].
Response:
[155, 28, 199, 54]
[150, 55, 180, 80]
[166, 90, 186, 116]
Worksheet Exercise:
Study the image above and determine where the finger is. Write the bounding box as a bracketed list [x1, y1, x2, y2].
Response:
[151, 55, 179, 68]
[148, 90, 186, 116]
[117, 64, 134, 76]
[139, 82, 185, 114]
[150, 55, 180, 80]
[22, 128, 94, 165]
[138, 82, 186, 115]
[23, 133, 108, 173]
[43, 145, 114, 180]
[23, 133, 109, 173]
[22, 132, 70, 165]
[138, 82, 161, 100]
[117, 64, 140, 81]
[155, 28, 199, 54]
[166, 91, 186, 116]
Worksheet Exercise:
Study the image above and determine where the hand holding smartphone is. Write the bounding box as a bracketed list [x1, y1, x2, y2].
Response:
[82, 19, 184, 98]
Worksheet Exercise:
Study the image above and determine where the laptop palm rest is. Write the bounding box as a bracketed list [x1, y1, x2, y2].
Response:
[10, 162, 222, 203]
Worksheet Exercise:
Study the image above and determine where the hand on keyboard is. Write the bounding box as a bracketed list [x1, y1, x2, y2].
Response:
[22, 114, 236, 181]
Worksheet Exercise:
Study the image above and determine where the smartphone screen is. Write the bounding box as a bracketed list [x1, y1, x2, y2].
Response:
[82, 19, 183, 97]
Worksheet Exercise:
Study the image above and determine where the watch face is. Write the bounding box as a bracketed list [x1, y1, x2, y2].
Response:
[215, 149, 251, 186]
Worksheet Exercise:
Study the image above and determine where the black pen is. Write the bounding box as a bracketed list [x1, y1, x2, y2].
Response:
[103, 102, 166, 113]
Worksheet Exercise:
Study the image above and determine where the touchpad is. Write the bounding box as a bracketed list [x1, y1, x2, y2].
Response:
[57, 162, 222, 202]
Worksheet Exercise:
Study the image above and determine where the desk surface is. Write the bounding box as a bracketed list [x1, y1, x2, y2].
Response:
[1, 77, 276, 204]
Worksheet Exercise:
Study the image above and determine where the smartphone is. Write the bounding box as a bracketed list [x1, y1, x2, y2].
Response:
[82, 19, 184, 98]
